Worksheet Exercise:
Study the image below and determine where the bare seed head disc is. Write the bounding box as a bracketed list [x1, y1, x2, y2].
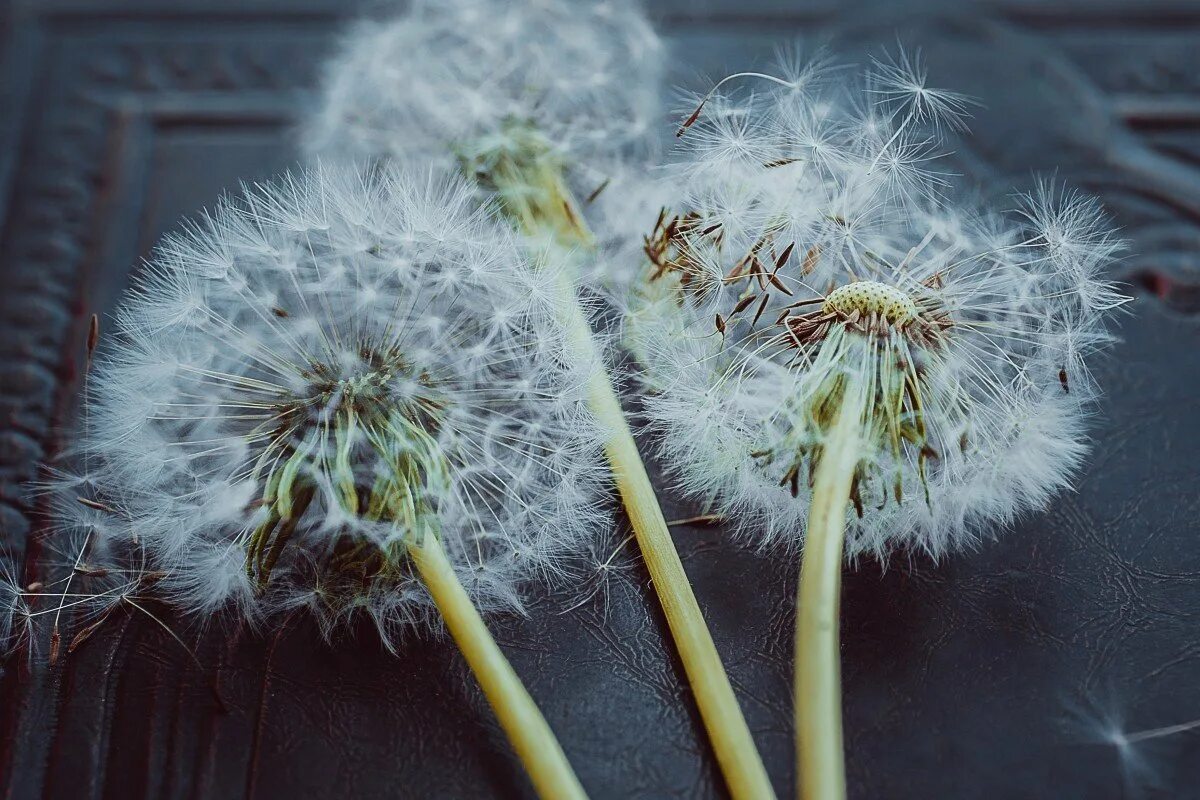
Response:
[822, 281, 918, 327]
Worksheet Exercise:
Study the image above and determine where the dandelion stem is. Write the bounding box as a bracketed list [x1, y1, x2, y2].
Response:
[407, 534, 588, 800]
[488, 131, 774, 799]
[555, 270, 776, 800]
[794, 379, 866, 800]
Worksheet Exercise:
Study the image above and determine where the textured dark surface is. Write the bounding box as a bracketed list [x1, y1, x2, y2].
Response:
[1, 1, 1199, 798]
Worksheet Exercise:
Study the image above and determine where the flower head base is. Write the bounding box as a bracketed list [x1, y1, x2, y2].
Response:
[629, 53, 1128, 558]
[246, 339, 453, 589]
[50, 165, 609, 641]
[762, 279, 946, 501]
[456, 117, 594, 249]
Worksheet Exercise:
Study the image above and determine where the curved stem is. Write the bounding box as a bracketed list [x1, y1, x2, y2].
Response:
[492, 149, 774, 799]
[408, 535, 588, 800]
[557, 276, 776, 800]
[795, 383, 865, 800]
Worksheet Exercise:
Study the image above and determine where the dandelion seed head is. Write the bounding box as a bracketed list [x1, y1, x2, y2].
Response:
[49, 164, 610, 643]
[304, 0, 663, 172]
[303, 0, 666, 294]
[629, 53, 1127, 559]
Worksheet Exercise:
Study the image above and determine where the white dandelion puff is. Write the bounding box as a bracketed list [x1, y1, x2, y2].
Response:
[304, 0, 664, 246]
[305, 0, 663, 167]
[634, 56, 1126, 558]
[44, 164, 611, 798]
[58, 164, 608, 636]
[631, 51, 1128, 798]
[303, 0, 667, 292]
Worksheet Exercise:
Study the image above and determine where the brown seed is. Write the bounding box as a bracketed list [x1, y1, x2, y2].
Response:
[767, 271, 793, 296]
[782, 296, 824, 311]
[676, 100, 707, 136]
[78, 497, 115, 513]
[68, 612, 114, 655]
[86, 314, 100, 357]
[802, 247, 821, 275]
[732, 294, 757, 315]
[775, 241, 796, 270]
[751, 293, 770, 326]
[561, 199, 582, 230]
[653, 206, 667, 233]
[714, 313, 726, 335]
[752, 258, 767, 289]
[585, 177, 611, 204]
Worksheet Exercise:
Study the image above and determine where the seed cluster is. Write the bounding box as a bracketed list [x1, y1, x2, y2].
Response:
[642, 209, 719, 299]
[248, 342, 451, 590]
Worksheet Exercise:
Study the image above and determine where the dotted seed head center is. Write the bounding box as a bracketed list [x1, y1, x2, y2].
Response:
[822, 281, 918, 327]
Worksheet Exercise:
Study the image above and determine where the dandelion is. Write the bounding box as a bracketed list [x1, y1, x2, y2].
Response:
[47, 165, 609, 799]
[303, 0, 664, 268]
[632, 50, 1128, 799]
[306, 3, 776, 796]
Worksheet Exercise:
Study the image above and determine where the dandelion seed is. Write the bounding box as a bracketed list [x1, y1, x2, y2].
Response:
[666, 514, 723, 527]
[1065, 692, 1200, 796]
[1, 515, 166, 666]
[86, 313, 100, 358]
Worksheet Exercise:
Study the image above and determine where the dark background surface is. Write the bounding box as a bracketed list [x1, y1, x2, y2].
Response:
[1, 0, 1198, 797]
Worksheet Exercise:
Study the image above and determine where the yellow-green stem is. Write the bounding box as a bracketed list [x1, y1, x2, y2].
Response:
[408, 535, 588, 800]
[794, 383, 866, 800]
[554, 270, 776, 800]
[493, 147, 773, 797]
